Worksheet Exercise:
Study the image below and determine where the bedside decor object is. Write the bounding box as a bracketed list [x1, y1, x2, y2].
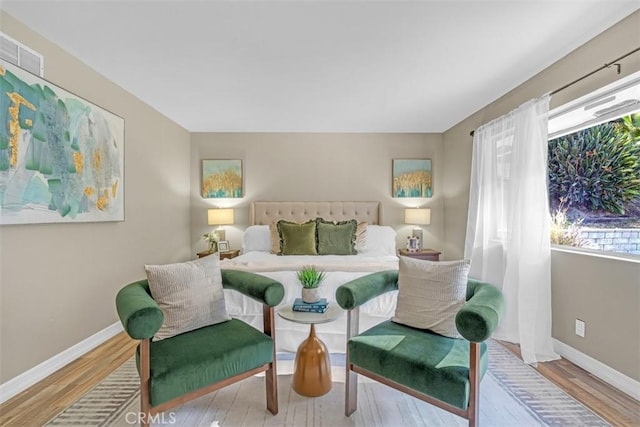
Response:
[406, 236, 420, 252]
[0, 61, 125, 225]
[405, 208, 431, 250]
[297, 265, 326, 303]
[218, 240, 230, 252]
[202, 159, 243, 198]
[202, 231, 218, 252]
[208, 208, 234, 241]
[392, 159, 432, 198]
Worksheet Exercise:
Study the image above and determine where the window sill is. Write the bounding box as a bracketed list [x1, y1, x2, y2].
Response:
[551, 244, 640, 264]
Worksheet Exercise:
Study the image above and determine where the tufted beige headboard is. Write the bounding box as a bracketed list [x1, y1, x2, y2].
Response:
[251, 201, 381, 225]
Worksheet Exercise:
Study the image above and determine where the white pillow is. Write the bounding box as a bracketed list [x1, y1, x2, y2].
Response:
[392, 256, 470, 338]
[145, 254, 230, 341]
[242, 225, 271, 253]
[358, 225, 397, 256]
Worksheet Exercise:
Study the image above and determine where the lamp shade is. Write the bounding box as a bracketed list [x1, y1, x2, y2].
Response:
[404, 208, 431, 225]
[208, 208, 234, 225]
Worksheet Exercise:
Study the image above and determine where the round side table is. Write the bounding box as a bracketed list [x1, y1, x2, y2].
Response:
[278, 304, 343, 397]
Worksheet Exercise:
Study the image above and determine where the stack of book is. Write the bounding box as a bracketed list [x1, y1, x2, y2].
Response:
[292, 298, 330, 313]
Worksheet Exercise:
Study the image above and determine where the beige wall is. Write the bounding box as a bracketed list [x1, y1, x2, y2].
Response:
[190, 133, 443, 253]
[0, 12, 192, 382]
[443, 11, 640, 380]
[551, 250, 640, 380]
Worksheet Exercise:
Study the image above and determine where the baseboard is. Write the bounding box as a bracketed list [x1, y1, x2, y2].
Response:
[0, 321, 124, 404]
[553, 338, 640, 400]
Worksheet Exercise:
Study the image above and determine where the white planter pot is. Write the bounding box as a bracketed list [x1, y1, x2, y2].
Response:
[302, 288, 321, 304]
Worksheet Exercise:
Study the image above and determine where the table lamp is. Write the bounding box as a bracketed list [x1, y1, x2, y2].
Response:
[207, 208, 234, 241]
[404, 208, 431, 250]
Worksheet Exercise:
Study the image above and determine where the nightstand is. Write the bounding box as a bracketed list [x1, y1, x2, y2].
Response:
[196, 249, 240, 260]
[219, 249, 240, 260]
[398, 248, 441, 261]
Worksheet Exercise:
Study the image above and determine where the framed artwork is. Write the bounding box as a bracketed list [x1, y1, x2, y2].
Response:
[406, 236, 420, 252]
[392, 159, 432, 198]
[218, 240, 230, 252]
[202, 159, 242, 198]
[0, 61, 125, 225]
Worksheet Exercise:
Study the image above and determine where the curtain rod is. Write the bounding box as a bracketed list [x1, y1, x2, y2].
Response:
[469, 46, 640, 137]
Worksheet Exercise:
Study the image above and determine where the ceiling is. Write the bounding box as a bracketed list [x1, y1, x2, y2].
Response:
[1, 1, 638, 133]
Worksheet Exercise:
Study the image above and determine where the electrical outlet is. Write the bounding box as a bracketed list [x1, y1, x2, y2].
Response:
[575, 319, 586, 338]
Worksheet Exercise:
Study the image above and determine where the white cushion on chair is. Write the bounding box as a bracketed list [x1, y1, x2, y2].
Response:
[392, 256, 470, 338]
[145, 254, 230, 341]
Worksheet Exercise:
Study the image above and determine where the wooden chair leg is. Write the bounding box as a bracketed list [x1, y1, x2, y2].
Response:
[264, 305, 278, 415]
[265, 362, 278, 415]
[139, 339, 151, 427]
[468, 341, 481, 427]
[346, 367, 358, 416]
[345, 307, 359, 416]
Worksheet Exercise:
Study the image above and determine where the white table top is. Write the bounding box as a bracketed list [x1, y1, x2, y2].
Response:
[278, 304, 343, 325]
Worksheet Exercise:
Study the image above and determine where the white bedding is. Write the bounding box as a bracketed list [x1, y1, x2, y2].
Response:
[219, 225, 400, 354]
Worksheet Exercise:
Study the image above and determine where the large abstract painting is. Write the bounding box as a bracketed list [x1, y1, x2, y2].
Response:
[392, 159, 432, 198]
[0, 61, 124, 225]
[202, 159, 243, 198]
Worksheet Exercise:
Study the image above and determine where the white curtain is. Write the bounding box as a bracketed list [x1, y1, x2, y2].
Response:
[464, 94, 559, 365]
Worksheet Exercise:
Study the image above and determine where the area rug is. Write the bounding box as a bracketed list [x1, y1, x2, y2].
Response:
[46, 340, 609, 426]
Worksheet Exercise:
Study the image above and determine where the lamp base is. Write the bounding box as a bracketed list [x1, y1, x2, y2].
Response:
[214, 228, 226, 242]
[412, 227, 423, 250]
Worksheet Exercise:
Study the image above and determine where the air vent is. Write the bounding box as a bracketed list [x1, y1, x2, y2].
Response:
[0, 32, 44, 76]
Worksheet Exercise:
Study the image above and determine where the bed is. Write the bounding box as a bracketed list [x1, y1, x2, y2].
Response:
[220, 201, 400, 354]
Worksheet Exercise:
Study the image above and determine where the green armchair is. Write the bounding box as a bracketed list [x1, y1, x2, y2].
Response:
[115, 269, 284, 427]
[336, 270, 503, 427]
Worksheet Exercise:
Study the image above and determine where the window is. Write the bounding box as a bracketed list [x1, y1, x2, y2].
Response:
[547, 71, 640, 257]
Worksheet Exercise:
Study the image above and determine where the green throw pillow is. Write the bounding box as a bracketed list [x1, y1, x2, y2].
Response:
[277, 220, 318, 255]
[316, 218, 357, 255]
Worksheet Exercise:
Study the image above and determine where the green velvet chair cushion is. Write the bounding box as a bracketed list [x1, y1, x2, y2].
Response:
[456, 279, 505, 342]
[221, 269, 284, 307]
[336, 270, 399, 310]
[137, 319, 274, 407]
[349, 320, 488, 410]
[116, 280, 164, 340]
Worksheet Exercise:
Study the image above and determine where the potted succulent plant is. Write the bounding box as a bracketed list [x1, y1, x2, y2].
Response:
[297, 266, 326, 303]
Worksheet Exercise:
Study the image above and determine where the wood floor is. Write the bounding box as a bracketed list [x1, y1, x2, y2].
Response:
[0, 332, 137, 427]
[1, 333, 638, 426]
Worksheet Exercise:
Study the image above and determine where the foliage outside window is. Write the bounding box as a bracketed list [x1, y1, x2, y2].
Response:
[548, 114, 640, 255]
